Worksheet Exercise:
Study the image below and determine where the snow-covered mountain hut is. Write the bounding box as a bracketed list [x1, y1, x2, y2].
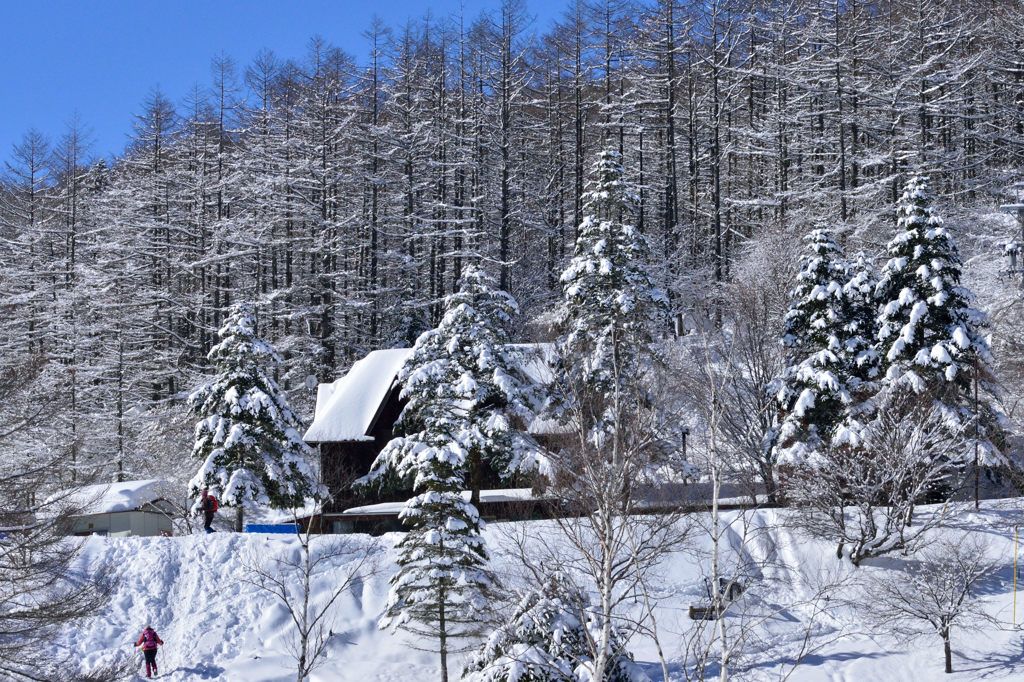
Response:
[62, 479, 176, 537]
[304, 348, 411, 515]
[304, 343, 561, 522]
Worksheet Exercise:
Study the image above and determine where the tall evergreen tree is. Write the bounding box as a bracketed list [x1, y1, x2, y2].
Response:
[365, 265, 539, 497]
[548, 148, 669, 682]
[188, 304, 322, 531]
[368, 268, 530, 682]
[558, 148, 668, 406]
[873, 175, 1002, 462]
[433, 265, 540, 503]
[774, 229, 879, 462]
[774, 229, 851, 460]
[876, 176, 988, 392]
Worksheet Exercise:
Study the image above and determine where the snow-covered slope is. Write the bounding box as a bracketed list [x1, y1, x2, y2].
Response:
[64, 503, 1024, 681]
[73, 531, 438, 681]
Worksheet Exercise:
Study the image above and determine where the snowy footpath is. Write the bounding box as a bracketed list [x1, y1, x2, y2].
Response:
[64, 502, 1024, 681]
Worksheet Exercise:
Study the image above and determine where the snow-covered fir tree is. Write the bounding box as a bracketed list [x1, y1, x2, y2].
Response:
[837, 251, 883, 432]
[463, 573, 649, 682]
[774, 229, 853, 460]
[364, 265, 540, 498]
[876, 176, 988, 391]
[432, 265, 541, 502]
[545, 149, 669, 682]
[873, 176, 1003, 461]
[773, 230, 879, 461]
[188, 304, 322, 530]
[558, 148, 668, 411]
[379, 457, 492, 682]
[369, 267, 536, 682]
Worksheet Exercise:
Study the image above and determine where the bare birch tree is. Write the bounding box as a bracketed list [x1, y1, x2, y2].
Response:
[240, 513, 380, 682]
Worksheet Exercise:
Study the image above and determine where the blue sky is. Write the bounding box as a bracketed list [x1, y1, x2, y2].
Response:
[0, 0, 562, 167]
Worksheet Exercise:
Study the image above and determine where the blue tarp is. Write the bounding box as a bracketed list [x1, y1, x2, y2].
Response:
[244, 523, 298, 534]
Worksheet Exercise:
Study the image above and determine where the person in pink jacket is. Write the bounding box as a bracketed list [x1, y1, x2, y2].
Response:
[134, 625, 164, 678]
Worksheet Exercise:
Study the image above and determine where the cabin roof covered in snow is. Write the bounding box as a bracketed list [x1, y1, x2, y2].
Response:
[304, 348, 412, 443]
[304, 343, 560, 444]
[60, 479, 169, 516]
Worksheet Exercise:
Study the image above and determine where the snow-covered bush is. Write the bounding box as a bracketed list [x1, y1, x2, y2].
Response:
[863, 534, 997, 674]
[463, 573, 649, 682]
[786, 390, 966, 565]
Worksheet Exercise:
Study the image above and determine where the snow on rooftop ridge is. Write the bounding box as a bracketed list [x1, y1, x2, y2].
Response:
[303, 348, 412, 443]
[59, 479, 170, 515]
[312, 381, 336, 421]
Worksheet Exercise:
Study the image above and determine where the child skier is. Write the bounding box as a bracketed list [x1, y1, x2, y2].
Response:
[134, 625, 164, 678]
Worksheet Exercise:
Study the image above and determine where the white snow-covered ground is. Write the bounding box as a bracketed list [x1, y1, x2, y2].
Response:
[64, 500, 1024, 681]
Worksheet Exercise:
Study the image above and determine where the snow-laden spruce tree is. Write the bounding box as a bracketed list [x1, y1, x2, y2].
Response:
[774, 230, 881, 462]
[545, 149, 673, 682]
[189, 304, 322, 531]
[558, 148, 668, 411]
[774, 229, 855, 461]
[428, 265, 541, 502]
[463, 573, 649, 682]
[874, 176, 1002, 463]
[369, 266, 539, 682]
[364, 264, 540, 499]
[786, 179, 1005, 563]
[836, 252, 883, 433]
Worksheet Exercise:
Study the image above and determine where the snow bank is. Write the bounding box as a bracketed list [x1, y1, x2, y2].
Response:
[60, 503, 1024, 681]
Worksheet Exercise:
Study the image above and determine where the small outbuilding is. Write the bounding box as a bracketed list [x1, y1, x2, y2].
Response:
[63, 479, 176, 537]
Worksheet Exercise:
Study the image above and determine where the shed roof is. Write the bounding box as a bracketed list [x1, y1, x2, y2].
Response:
[61, 479, 169, 516]
[341, 488, 538, 516]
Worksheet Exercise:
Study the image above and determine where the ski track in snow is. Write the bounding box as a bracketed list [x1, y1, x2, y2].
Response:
[61, 504, 1024, 681]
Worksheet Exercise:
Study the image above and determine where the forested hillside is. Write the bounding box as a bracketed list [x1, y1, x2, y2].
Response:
[2, 0, 1023, 484]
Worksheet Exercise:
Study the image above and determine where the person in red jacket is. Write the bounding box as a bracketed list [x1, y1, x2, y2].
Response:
[134, 625, 164, 678]
[198, 489, 218, 533]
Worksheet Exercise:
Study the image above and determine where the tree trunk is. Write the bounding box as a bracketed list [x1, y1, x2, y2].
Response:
[470, 449, 481, 508]
[439, 591, 448, 682]
[943, 630, 952, 673]
[235, 505, 244, 533]
[764, 470, 778, 506]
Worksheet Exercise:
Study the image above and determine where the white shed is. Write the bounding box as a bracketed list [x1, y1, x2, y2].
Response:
[63, 480, 176, 537]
